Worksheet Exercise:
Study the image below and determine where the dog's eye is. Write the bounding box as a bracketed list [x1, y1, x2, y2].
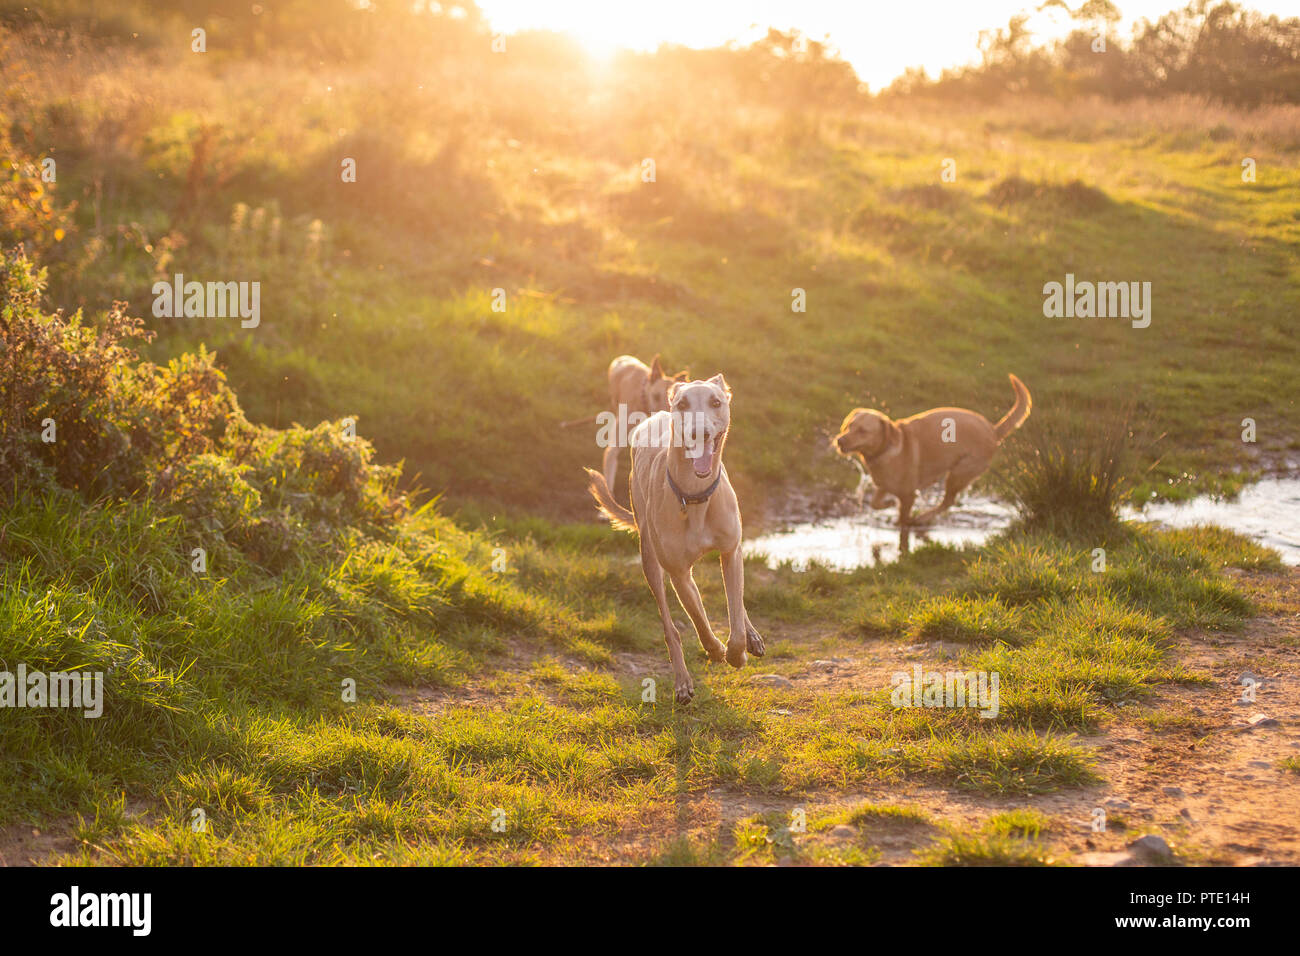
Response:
[710, 398, 721, 408]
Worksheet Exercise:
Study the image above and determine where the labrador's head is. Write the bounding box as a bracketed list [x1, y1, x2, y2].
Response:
[834, 408, 898, 461]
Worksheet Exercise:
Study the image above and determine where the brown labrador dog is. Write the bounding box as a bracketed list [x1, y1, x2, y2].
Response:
[834, 374, 1031, 552]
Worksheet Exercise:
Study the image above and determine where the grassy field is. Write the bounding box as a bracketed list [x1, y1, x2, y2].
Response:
[2, 8, 1299, 866]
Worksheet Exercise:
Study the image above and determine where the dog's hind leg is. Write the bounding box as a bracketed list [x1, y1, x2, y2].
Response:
[669, 569, 727, 663]
[913, 457, 986, 526]
[642, 543, 693, 703]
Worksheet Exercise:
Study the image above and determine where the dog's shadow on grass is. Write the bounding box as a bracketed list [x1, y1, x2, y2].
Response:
[631, 670, 768, 845]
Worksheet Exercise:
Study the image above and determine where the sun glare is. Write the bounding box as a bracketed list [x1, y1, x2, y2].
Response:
[476, 0, 1300, 91]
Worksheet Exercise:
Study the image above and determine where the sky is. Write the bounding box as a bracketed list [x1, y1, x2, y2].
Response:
[473, 0, 1299, 91]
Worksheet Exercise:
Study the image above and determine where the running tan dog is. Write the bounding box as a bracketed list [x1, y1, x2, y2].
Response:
[562, 354, 689, 496]
[834, 374, 1031, 552]
[586, 374, 764, 704]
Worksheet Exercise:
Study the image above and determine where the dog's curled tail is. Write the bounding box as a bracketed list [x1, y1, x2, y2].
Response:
[584, 467, 637, 532]
[993, 373, 1032, 442]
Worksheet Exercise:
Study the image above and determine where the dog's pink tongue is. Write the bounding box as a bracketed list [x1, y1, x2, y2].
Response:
[692, 441, 714, 477]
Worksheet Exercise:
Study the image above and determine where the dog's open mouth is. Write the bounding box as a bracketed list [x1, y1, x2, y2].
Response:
[685, 435, 715, 477]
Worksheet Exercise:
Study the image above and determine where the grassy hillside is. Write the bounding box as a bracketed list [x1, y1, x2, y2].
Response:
[6, 17, 1299, 522]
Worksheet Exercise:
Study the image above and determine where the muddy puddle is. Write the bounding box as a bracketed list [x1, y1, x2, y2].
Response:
[747, 476, 1300, 570]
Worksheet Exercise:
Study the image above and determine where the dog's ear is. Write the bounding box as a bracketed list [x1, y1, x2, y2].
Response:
[881, 415, 903, 455]
[648, 354, 664, 380]
[707, 373, 732, 399]
[672, 369, 690, 382]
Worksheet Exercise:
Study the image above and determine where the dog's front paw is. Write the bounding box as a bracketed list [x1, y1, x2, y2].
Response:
[674, 673, 695, 704]
[745, 623, 765, 657]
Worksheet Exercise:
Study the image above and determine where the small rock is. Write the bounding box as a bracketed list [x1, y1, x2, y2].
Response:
[1247, 713, 1279, 728]
[753, 674, 794, 689]
[829, 825, 856, 842]
[1190, 707, 1205, 716]
[1127, 834, 1174, 861]
[1162, 786, 1185, 798]
[1103, 797, 1132, 810]
[768, 708, 792, 717]
[1179, 808, 1194, 821]
[1247, 760, 1272, 769]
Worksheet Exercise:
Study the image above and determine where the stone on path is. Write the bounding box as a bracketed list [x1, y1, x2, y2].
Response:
[1127, 834, 1174, 862]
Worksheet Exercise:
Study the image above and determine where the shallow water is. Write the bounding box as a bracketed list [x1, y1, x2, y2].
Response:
[1136, 477, 1300, 565]
[746, 477, 1300, 570]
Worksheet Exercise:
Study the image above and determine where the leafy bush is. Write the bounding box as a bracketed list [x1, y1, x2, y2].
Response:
[0, 245, 152, 492]
[0, 125, 75, 258]
[0, 245, 404, 561]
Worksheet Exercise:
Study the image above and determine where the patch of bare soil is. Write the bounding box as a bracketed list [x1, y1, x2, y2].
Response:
[0, 800, 153, 868]
[0, 825, 76, 867]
